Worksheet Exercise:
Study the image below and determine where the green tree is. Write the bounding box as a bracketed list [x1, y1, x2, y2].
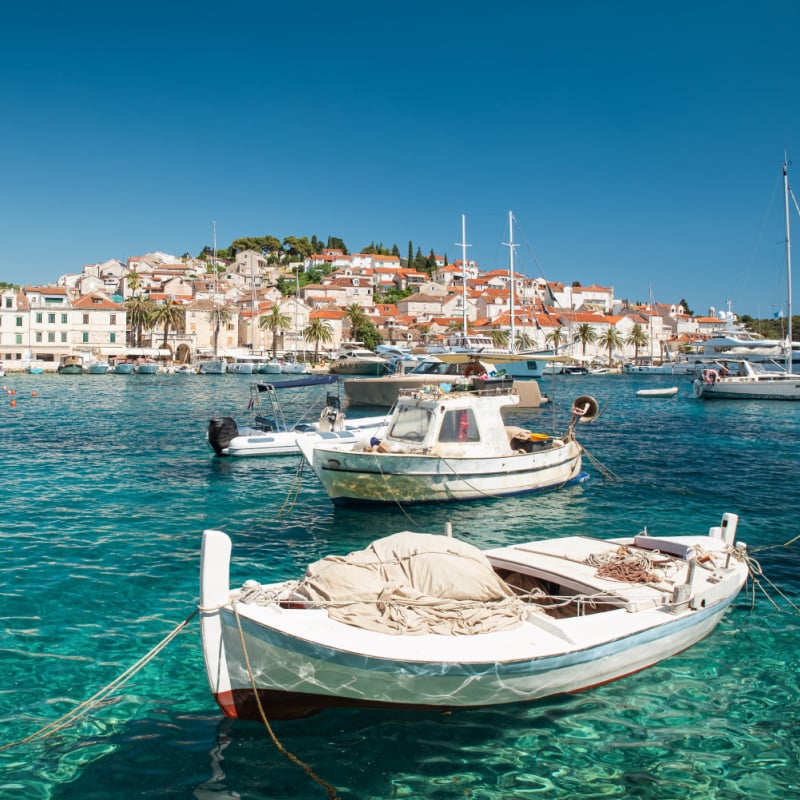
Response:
[545, 325, 567, 354]
[150, 299, 186, 351]
[515, 331, 534, 351]
[488, 328, 509, 348]
[573, 322, 598, 356]
[124, 295, 155, 347]
[126, 269, 142, 295]
[260, 305, 292, 358]
[303, 317, 334, 363]
[207, 304, 233, 357]
[625, 323, 649, 363]
[600, 326, 624, 367]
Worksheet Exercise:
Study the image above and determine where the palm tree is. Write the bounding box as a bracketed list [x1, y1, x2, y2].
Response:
[126, 269, 142, 296]
[573, 323, 598, 357]
[124, 295, 155, 347]
[625, 323, 649, 363]
[303, 317, 334, 363]
[545, 325, 567, 354]
[207, 304, 233, 357]
[600, 326, 624, 367]
[514, 331, 534, 351]
[488, 328, 509, 348]
[260, 305, 292, 358]
[150, 299, 185, 352]
[344, 303, 367, 339]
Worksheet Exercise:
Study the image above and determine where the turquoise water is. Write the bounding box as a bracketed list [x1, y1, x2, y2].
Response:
[1, 372, 798, 799]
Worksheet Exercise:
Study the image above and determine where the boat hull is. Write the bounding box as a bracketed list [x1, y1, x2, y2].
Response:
[300, 439, 584, 504]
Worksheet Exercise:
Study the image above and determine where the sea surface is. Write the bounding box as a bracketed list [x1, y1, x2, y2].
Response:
[0, 371, 798, 800]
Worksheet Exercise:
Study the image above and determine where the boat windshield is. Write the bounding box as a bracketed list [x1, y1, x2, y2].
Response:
[409, 361, 449, 375]
[438, 408, 480, 443]
[388, 405, 433, 441]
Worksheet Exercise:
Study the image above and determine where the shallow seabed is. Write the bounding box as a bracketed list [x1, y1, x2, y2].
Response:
[0, 372, 798, 799]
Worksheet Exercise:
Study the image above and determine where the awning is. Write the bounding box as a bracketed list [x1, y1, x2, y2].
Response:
[126, 348, 172, 357]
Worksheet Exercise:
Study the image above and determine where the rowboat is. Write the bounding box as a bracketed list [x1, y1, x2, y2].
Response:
[199, 513, 749, 720]
[636, 386, 679, 398]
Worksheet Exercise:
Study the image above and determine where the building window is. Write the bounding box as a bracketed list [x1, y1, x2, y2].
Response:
[61, 314, 67, 324]
[48, 313, 55, 324]
[15, 334, 22, 345]
[61, 332, 67, 342]
[110, 332, 116, 343]
[48, 332, 55, 343]
[83, 314, 89, 325]
[110, 314, 116, 325]
[36, 332, 42, 342]
[4, 298, 11, 308]
[36, 313, 43, 323]
[16, 316, 23, 326]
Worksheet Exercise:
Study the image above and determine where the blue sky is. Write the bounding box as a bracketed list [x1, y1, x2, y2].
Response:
[1, 1, 798, 319]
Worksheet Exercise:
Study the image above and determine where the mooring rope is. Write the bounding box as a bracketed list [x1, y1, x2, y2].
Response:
[580, 444, 621, 481]
[278, 458, 306, 517]
[0, 608, 198, 753]
[232, 601, 340, 800]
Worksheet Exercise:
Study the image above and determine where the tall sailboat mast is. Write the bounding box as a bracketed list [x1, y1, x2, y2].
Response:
[783, 160, 794, 375]
[504, 211, 518, 351]
[457, 215, 471, 337]
[212, 220, 219, 358]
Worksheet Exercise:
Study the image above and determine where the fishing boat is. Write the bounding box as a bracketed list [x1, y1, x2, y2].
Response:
[57, 355, 84, 375]
[199, 512, 749, 721]
[85, 359, 110, 375]
[636, 386, 679, 398]
[109, 359, 135, 374]
[134, 359, 159, 374]
[207, 376, 387, 457]
[297, 384, 597, 506]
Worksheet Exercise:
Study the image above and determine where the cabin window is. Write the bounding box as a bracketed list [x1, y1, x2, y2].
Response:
[439, 408, 480, 443]
[389, 406, 432, 442]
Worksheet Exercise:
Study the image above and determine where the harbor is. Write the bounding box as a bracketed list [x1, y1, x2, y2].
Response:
[1, 371, 798, 799]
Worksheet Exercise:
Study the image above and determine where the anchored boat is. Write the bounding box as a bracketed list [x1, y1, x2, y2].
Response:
[199, 512, 750, 720]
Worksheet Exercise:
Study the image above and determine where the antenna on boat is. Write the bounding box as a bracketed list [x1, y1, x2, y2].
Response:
[783, 158, 794, 375]
[457, 215, 471, 337]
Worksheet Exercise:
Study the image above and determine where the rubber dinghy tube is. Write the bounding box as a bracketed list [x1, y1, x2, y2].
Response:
[208, 416, 239, 456]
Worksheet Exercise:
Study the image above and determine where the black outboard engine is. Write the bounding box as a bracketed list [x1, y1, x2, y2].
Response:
[208, 416, 239, 456]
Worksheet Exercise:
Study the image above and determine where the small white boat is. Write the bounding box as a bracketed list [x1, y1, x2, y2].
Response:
[636, 386, 679, 398]
[261, 359, 282, 374]
[198, 359, 228, 375]
[199, 512, 750, 720]
[207, 377, 387, 457]
[281, 358, 308, 375]
[298, 385, 598, 506]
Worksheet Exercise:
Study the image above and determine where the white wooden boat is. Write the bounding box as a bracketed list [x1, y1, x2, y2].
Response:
[198, 359, 227, 375]
[199, 512, 749, 720]
[208, 378, 387, 457]
[692, 360, 800, 401]
[297, 386, 597, 506]
[636, 386, 679, 398]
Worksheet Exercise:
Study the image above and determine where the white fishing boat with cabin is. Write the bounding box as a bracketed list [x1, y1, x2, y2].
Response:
[297, 383, 596, 506]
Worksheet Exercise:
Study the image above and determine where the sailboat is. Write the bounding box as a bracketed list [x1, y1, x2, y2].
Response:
[198, 221, 228, 375]
[282, 271, 308, 374]
[694, 160, 800, 400]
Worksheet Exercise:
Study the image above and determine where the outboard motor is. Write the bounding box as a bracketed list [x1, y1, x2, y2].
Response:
[208, 416, 239, 456]
[319, 394, 344, 432]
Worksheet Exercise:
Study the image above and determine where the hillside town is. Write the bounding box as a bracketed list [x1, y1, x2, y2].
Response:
[0, 244, 730, 372]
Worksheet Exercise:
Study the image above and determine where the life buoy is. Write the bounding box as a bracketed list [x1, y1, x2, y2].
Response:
[463, 362, 486, 378]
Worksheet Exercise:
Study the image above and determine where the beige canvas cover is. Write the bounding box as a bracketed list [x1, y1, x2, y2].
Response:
[294, 532, 527, 635]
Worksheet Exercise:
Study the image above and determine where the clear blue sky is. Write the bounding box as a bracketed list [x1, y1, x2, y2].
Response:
[1, 1, 798, 319]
